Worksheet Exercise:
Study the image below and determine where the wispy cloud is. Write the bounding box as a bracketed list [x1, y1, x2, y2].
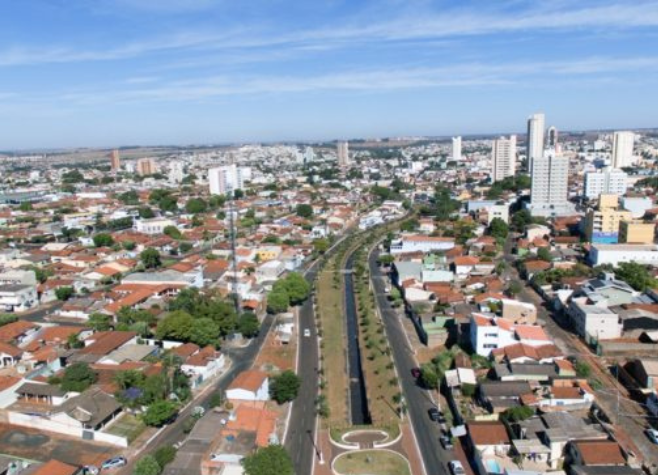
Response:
[2, 2, 658, 67]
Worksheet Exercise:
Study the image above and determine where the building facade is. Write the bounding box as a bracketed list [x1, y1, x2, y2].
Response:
[491, 135, 517, 182]
[611, 131, 635, 169]
[583, 168, 628, 199]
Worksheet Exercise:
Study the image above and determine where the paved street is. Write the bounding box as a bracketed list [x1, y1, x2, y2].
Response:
[369, 248, 452, 475]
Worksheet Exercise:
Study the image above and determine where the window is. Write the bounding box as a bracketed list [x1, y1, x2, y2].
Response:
[483, 344, 498, 349]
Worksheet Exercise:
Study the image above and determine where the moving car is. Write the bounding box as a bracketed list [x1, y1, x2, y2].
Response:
[449, 460, 465, 475]
[410, 367, 421, 378]
[647, 428, 658, 444]
[303, 329, 311, 337]
[101, 457, 127, 470]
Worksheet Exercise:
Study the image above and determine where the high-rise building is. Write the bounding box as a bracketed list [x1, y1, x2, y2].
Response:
[169, 161, 185, 184]
[110, 149, 121, 172]
[526, 113, 545, 170]
[583, 168, 628, 199]
[337, 141, 350, 167]
[611, 131, 635, 169]
[452, 136, 462, 161]
[209, 165, 252, 195]
[491, 135, 517, 182]
[585, 194, 632, 243]
[529, 151, 570, 215]
[547, 126, 558, 149]
[304, 146, 315, 163]
[136, 158, 157, 176]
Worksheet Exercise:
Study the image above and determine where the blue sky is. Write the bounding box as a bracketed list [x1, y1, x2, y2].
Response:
[2, 0, 658, 149]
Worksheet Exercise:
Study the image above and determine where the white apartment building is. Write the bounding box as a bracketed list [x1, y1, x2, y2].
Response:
[491, 135, 517, 182]
[452, 136, 462, 161]
[589, 243, 658, 267]
[611, 131, 635, 169]
[567, 299, 622, 341]
[390, 235, 455, 255]
[469, 313, 550, 357]
[529, 152, 572, 217]
[583, 168, 628, 199]
[134, 217, 177, 235]
[169, 161, 185, 184]
[337, 141, 350, 167]
[526, 113, 545, 170]
[208, 165, 252, 195]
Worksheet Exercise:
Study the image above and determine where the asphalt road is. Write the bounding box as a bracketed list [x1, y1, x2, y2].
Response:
[116, 315, 275, 475]
[369, 248, 452, 475]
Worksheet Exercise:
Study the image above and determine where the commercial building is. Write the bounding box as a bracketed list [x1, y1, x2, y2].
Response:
[136, 158, 157, 176]
[526, 113, 545, 170]
[491, 135, 517, 182]
[567, 299, 622, 341]
[110, 149, 120, 172]
[619, 221, 655, 244]
[611, 131, 635, 169]
[528, 152, 572, 217]
[452, 136, 462, 161]
[583, 168, 628, 199]
[390, 235, 455, 255]
[589, 243, 658, 267]
[208, 165, 252, 195]
[337, 141, 350, 167]
[585, 195, 632, 243]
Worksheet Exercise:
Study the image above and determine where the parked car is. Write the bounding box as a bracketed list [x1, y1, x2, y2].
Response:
[440, 435, 454, 450]
[83, 467, 99, 475]
[646, 428, 658, 444]
[428, 407, 441, 421]
[101, 457, 127, 470]
[411, 367, 421, 378]
[449, 460, 465, 475]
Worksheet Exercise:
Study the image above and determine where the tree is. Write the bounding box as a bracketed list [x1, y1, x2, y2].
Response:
[140, 248, 162, 269]
[233, 189, 244, 199]
[400, 219, 419, 232]
[242, 445, 293, 475]
[179, 242, 193, 254]
[118, 190, 139, 205]
[188, 318, 220, 347]
[0, 314, 18, 327]
[185, 198, 207, 214]
[270, 370, 301, 404]
[154, 446, 177, 469]
[62, 169, 84, 183]
[67, 333, 83, 349]
[501, 406, 534, 423]
[158, 195, 178, 212]
[93, 233, 114, 248]
[163, 226, 182, 240]
[238, 312, 260, 338]
[55, 286, 75, 301]
[19, 202, 32, 212]
[267, 290, 289, 314]
[614, 262, 658, 291]
[537, 247, 552, 262]
[133, 455, 161, 475]
[312, 238, 329, 254]
[295, 204, 313, 219]
[138, 206, 155, 219]
[276, 273, 311, 305]
[88, 312, 112, 331]
[511, 209, 532, 232]
[575, 361, 592, 378]
[507, 281, 522, 297]
[156, 311, 194, 342]
[61, 362, 97, 392]
[377, 254, 395, 266]
[419, 363, 439, 389]
[122, 241, 136, 251]
[489, 218, 509, 240]
[143, 400, 178, 427]
[208, 392, 223, 408]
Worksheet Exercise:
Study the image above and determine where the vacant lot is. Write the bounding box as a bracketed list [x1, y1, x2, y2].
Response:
[255, 315, 296, 374]
[334, 449, 411, 475]
[105, 413, 146, 443]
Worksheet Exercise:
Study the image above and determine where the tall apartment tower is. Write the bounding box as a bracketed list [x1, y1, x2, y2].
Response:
[169, 161, 185, 184]
[136, 158, 157, 176]
[209, 164, 252, 195]
[337, 141, 350, 167]
[611, 131, 635, 169]
[491, 135, 517, 182]
[452, 136, 462, 161]
[530, 152, 569, 209]
[547, 126, 558, 149]
[526, 113, 545, 170]
[110, 149, 121, 172]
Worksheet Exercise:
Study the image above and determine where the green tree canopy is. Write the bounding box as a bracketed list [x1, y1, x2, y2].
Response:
[238, 312, 260, 338]
[185, 198, 208, 214]
[614, 262, 658, 291]
[267, 290, 289, 314]
[93, 233, 114, 248]
[270, 370, 301, 404]
[488, 218, 509, 241]
[242, 445, 293, 475]
[118, 190, 139, 205]
[55, 286, 75, 301]
[61, 362, 97, 392]
[312, 238, 329, 254]
[295, 204, 313, 219]
[163, 225, 182, 240]
[143, 400, 178, 427]
[133, 455, 161, 475]
[138, 206, 155, 219]
[140, 248, 162, 269]
[88, 312, 112, 331]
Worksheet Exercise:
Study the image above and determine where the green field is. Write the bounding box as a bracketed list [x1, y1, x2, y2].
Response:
[334, 450, 411, 475]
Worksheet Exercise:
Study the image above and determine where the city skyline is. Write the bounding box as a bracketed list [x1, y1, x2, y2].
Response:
[2, 0, 658, 148]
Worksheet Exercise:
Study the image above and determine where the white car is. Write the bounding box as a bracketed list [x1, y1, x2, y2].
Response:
[101, 457, 127, 470]
[303, 329, 311, 337]
[449, 460, 465, 475]
[647, 428, 658, 444]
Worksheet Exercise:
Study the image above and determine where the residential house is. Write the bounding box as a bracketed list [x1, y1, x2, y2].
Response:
[226, 370, 269, 403]
[0, 284, 37, 312]
[568, 440, 626, 467]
